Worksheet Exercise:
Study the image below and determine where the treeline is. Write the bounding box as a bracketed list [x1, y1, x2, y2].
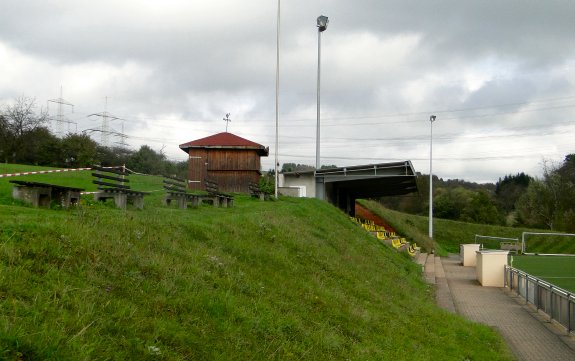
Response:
[280, 163, 337, 172]
[0, 96, 187, 177]
[381, 157, 575, 232]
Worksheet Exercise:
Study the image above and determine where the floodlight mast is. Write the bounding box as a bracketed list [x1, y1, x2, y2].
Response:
[316, 15, 329, 170]
[429, 115, 437, 239]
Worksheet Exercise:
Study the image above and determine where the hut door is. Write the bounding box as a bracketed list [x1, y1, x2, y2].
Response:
[188, 153, 206, 190]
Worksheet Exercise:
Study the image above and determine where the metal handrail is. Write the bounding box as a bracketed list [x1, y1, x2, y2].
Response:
[505, 265, 575, 334]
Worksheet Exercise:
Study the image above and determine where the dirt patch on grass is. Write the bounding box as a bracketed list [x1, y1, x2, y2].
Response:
[355, 202, 396, 233]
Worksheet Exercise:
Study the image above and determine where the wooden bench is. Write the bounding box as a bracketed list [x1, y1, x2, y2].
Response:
[10, 180, 84, 208]
[248, 182, 267, 200]
[204, 179, 234, 207]
[163, 176, 201, 209]
[92, 166, 149, 209]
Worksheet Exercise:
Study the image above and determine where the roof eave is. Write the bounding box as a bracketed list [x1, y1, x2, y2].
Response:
[179, 145, 269, 156]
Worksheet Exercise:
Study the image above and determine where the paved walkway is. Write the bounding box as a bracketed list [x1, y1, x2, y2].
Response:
[440, 254, 575, 361]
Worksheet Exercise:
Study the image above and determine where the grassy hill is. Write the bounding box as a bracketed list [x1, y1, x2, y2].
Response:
[0, 165, 513, 360]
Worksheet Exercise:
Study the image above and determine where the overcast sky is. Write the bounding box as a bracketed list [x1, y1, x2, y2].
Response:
[1, 0, 574, 183]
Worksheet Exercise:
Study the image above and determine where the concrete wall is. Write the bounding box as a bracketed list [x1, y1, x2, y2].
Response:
[279, 173, 315, 198]
[278, 187, 304, 197]
[460, 244, 481, 266]
[476, 250, 509, 287]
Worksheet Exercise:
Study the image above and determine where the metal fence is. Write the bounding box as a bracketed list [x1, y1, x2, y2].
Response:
[504, 265, 575, 334]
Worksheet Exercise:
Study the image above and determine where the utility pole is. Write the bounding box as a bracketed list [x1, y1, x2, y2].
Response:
[274, 0, 281, 199]
[47, 86, 75, 137]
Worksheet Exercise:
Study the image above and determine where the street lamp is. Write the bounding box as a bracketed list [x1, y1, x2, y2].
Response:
[429, 115, 437, 239]
[316, 15, 328, 170]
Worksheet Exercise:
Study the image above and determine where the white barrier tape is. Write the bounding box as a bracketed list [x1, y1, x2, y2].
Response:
[0, 167, 92, 178]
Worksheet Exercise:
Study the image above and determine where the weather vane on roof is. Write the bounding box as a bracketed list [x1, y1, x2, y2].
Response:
[224, 113, 231, 132]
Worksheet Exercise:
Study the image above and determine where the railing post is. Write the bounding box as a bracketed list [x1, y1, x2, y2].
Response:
[569, 293, 572, 333]
[549, 285, 553, 318]
[533, 278, 537, 309]
[525, 275, 529, 304]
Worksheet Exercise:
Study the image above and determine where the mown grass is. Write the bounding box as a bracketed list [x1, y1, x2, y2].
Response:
[0, 165, 165, 206]
[0, 165, 514, 360]
[510, 255, 575, 292]
[360, 200, 575, 256]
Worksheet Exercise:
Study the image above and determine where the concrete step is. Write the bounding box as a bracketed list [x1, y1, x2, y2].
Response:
[424, 253, 436, 284]
[434, 256, 457, 313]
[419, 254, 457, 313]
[415, 252, 427, 268]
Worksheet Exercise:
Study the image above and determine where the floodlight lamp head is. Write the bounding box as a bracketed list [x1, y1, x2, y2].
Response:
[430, 115, 437, 122]
[317, 15, 329, 32]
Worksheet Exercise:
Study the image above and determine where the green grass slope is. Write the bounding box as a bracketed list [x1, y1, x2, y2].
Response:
[360, 199, 575, 256]
[0, 165, 165, 206]
[0, 166, 513, 360]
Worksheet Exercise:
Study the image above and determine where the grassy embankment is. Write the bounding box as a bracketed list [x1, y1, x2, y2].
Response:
[360, 199, 575, 256]
[0, 164, 514, 360]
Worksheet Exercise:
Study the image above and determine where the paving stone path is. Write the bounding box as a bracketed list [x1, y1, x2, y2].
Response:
[438, 254, 575, 361]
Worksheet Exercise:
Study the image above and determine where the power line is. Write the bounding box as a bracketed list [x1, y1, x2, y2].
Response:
[276, 152, 558, 162]
[67, 93, 575, 127]
[66, 93, 575, 167]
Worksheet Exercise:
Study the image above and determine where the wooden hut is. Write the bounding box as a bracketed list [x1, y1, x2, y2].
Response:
[179, 132, 269, 193]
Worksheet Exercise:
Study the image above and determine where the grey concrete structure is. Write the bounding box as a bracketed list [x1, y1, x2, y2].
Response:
[280, 161, 418, 215]
[10, 180, 83, 208]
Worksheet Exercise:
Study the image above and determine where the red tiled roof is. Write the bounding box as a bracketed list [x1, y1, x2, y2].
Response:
[179, 132, 269, 156]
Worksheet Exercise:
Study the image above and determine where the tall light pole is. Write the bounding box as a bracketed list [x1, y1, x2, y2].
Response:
[316, 15, 328, 170]
[274, 0, 281, 198]
[429, 115, 437, 239]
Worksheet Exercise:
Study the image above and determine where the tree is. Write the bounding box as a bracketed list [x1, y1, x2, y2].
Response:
[127, 145, 167, 175]
[281, 163, 315, 172]
[495, 173, 531, 213]
[515, 160, 571, 230]
[433, 187, 472, 220]
[461, 190, 504, 225]
[59, 134, 99, 167]
[0, 96, 49, 163]
[18, 127, 60, 165]
[259, 170, 275, 194]
[0, 114, 11, 161]
[164, 160, 188, 180]
[96, 146, 133, 167]
[516, 179, 556, 229]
